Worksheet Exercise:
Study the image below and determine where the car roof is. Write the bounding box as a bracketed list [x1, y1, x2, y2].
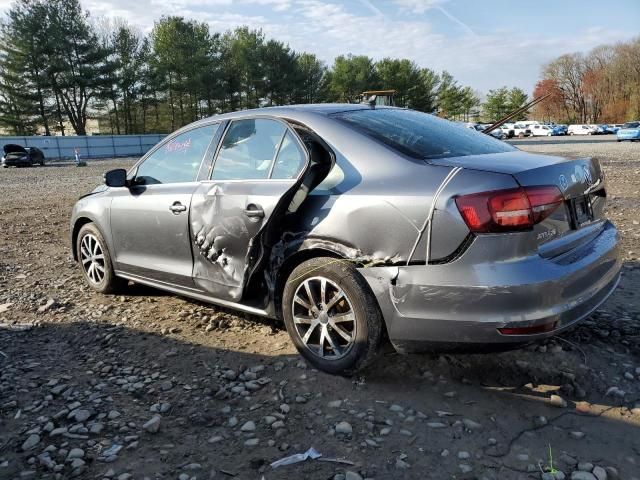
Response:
[184, 104, 396, 130]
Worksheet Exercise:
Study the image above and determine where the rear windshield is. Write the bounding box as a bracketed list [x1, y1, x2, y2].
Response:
[623, 121, 639, 128]
[331, 108, 516, 160]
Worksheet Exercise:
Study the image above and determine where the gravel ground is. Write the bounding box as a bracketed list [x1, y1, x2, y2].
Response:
[1, 140, 639, 480]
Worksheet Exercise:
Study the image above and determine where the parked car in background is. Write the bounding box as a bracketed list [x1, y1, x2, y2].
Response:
[513, 123, 532, 137]
[568, 124, 597, 135]
[600, 124, 618, 134]
[555, 124, 568, 135]
[499, 124, 515, 138]
[1, 144, 45, 168]
[616, 121, 640, 142]
[463, 123, 507, 141]
[69, 104, 621, 374]
[530, 125, 560, 136]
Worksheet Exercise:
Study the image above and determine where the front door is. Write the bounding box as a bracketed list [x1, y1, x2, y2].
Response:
[190, 118, 310, 301]
[110, 123, 219, 287]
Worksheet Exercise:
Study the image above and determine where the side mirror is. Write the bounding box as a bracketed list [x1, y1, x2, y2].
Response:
[104, 168, 127, 187]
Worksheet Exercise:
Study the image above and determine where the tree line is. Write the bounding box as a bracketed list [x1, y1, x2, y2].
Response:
[0, 0, 488, 136]
[533, 37, 640, 124]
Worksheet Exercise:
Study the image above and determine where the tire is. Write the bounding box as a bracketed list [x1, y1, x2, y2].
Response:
[76, 223, 126, 294]
[518, 132, 524, 138]
[282, 257, 384, 375]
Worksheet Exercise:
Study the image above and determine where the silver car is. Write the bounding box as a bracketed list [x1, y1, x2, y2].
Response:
[70, 105, 621, 375]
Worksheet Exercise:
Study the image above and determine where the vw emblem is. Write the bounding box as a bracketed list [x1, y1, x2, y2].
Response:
[583, 166, 593, 185]
[559, 174, 568, 191]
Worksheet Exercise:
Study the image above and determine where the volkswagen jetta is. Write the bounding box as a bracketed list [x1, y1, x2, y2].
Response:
[70, 105, 621, 374]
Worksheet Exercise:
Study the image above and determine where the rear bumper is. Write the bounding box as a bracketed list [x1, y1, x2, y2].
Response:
[359, 221, 621, 353]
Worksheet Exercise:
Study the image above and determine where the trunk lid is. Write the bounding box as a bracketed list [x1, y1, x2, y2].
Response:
[432, 151, 607, 258]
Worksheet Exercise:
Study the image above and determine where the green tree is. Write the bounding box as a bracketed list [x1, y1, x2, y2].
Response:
[262, 39, 299, 106]
[151, 16, 214, 130]
[0, 0, 54, 134]
[438, 71, 465, 118]
[483, 86, 510, 121]
[294, 53, 327, 103]
[329, 54, 378, 103]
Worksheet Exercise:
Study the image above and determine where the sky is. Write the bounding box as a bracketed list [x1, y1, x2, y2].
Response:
[1, 0, 638, 94]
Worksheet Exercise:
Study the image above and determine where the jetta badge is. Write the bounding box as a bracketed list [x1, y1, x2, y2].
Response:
[583, 166, 593, 185]
[559, 174, 568, 191]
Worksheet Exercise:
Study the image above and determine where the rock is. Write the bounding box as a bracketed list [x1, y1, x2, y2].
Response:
[142, 415, 161, 433]
[592, 466, 607, 480]
[570, 431, 586, 439]
[605, 387, 625, 398]
[71, 409, 92, 422]
[327, 400, 342, 408]
[427, 422, 447, 428]
[457, 451, 470, 459]
[571, 472, 597, 480]
[459, 464, 473, 473]
[335, 421, 353, 435]
[240, 421, 256, 432]
[389, 404, 403, 412]
[550, 395, 567, 408]
[345, 471, 363, 480]
[578, 463, 594, 472]
[38, 298, 58, 313]
[462, 418, 483, 430]
[244, 438, 259, 447]
[395, 458, 410, 469]
[66, 448, 84, 460]
[21, 434, 40, 451]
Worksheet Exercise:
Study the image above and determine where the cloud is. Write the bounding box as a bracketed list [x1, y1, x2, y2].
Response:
[1, 0, 637, 93]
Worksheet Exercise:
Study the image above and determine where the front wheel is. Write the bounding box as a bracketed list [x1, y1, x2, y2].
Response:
[282, 257, 384, 375]
[76, 223, 126, 294]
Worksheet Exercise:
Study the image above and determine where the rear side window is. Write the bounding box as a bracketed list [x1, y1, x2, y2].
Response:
[271, 131, 306, 179]
[623, 121, 639, 128]
[136, 124, 218, 184]
[332, 109, 515, 160]
[212, 119, 286, 180]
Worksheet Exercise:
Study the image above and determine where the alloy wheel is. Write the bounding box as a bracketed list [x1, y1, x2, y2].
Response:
[80, 233, 106, 285]
[291, 276, 356, 360]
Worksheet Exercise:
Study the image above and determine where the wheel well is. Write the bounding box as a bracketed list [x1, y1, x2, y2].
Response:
[273, 248, 341, 320]
[71, 217, 93, 261]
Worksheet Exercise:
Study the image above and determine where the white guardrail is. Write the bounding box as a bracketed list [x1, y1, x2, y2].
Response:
[0, 134, 167, 160]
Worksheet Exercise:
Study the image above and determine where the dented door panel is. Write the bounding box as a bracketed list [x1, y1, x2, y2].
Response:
[190, 180, 296, 300]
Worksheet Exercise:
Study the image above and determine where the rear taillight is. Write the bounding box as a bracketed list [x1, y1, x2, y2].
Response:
[455, 186, 563, 233]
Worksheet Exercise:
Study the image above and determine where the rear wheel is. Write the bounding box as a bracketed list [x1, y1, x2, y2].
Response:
[282, 257, 383, 375]
[76, 223, 126, 294]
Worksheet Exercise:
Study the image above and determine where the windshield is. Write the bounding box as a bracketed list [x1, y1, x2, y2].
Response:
[331, 109, 515, 160]
[623, 121, 639, 128]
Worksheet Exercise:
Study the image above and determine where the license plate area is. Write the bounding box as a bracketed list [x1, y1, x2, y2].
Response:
[569, 195, 594, 228]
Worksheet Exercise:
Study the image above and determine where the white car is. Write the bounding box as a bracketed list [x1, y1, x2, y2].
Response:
[568, 124, 597, 135]
[529, 125, 555, 136]
[512, 123, 532, 138]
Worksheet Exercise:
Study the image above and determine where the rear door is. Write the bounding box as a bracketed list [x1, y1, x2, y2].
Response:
[110, 123, 220, 287]
[190, 117, 321, 302]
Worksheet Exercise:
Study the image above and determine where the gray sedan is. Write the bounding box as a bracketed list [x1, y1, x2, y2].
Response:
[70, 105, 621, 375]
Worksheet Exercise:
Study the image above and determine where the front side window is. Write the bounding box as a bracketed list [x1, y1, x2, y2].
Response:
[332, 109, 515, 160]
[136, 124, 218, 184]
[271, 131, 306, 179]
[212, 119, 286, 180]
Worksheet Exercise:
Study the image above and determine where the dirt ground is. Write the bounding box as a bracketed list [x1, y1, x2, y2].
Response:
[1, 139, 639, 480]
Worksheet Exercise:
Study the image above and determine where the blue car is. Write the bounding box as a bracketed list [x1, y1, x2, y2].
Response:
[617, 121, 640, 142]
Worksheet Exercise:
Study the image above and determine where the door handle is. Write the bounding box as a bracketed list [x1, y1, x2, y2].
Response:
[243, 204, 265, 219]
[169, 202, 187, 214]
